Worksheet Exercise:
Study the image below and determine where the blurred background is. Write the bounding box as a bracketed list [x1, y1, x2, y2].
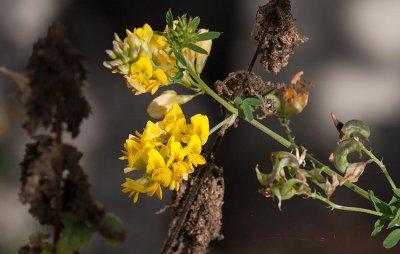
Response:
[1, 0, 400, 253]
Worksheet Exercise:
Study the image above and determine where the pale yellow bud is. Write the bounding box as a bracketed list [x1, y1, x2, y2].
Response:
[147, 90, 196, 119]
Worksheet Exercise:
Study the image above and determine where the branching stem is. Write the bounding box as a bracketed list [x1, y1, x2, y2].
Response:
[309, 193, 384, 217]
[189, 66, 381, 203]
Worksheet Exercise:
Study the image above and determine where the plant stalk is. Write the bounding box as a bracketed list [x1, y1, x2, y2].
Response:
[361, 145, 397, 191]
[310, 193, 384, 217]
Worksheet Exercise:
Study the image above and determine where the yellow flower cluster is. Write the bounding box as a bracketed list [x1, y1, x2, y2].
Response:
[105, 23, 214, 95]
[120, 104, 209, 203]
[125, 24, 177, 94]
[104, 24, 177, 95]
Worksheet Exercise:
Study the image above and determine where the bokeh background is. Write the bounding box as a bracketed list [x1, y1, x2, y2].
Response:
[1, 0, 400, 253]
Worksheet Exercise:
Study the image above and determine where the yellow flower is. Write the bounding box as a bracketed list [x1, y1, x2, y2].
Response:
[185, 134, 206, 169]
[105, 23, 176, 95]
[133, 23, 153, 42]
[126, 55, 168, 95]
[185, 114, 209, 145]
[120, 103, 209, 203]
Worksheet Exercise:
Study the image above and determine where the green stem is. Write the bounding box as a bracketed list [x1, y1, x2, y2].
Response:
[361, 145, 397, 191]
[187, 68, 238, 114]
[278, 117, 296, 148]
[310, 193, 384, 217]
[306, 154, 371, 201]
[209, 114, 235, 136]
[188, 67, 379, 203]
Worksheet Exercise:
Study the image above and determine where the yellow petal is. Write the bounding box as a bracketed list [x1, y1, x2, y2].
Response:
[147, 149, 166, 173]
[189, 114, 209, 145]
[130, 56, 153, 77]
[153, 69, 168, 85]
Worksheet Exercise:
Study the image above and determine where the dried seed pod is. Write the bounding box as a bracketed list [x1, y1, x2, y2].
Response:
[252, 0, 308, 74]
[341, 120, 370, 141]
[332, 139, 362, 173]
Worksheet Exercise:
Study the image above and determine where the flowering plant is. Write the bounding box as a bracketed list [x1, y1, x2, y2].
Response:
[103, 3, 400, 253]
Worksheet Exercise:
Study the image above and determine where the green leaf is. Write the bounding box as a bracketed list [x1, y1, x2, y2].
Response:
[187, 43, 208, 55]
[191, 16, 200, 30]
[196, 31, 222, 41]
[369, 190, 388, 213]
[383, 229, 400, 249]
[241, 103, 254, 121]
[166, 9, 173, 29]
[103, 213, 125, 245]
[372, 218, 385, 236]
[233, 97, 243, 105]
[388, 208, 400, 229]
[243, 97, 262, 107]
[153, 31, 163, 36]
[56, 213, 92, 254]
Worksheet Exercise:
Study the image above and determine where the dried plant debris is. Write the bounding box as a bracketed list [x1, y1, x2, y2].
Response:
[166, 164, 224, 254]
[18, 232, 52, 254]
[252, 0, 308, 74]
[20, 136, 58, 224]
[24, 23, 91, 137]
[20, 136, 126, 242]
[215, 70, 282, 118]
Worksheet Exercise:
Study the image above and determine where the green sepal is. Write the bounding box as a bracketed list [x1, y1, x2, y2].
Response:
[166, 9, 174, 29]
[383, 229, 400, 249]
[56, 213, 92, 254]
[196, 31, 222, 41]
[187, 43, 209, 55]
[172, 69, 185, 82]
[371, 218, 385, 236]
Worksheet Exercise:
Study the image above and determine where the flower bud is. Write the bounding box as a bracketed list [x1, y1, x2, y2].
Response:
[147, 90, 196, 119]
